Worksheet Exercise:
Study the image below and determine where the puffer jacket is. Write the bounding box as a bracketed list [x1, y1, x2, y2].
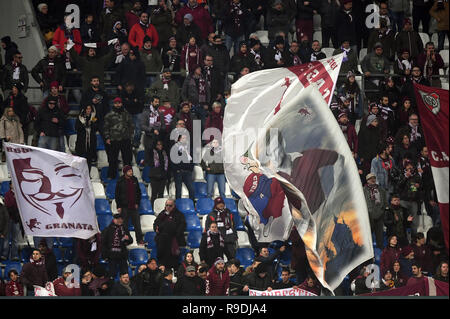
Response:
[103, 107, 134, 142]
[0, 114, 24, 144]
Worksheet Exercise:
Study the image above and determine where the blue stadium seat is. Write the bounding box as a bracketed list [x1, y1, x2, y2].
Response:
[185, 214, 202, 231]
[98, 214, 113, 231]
[194, 182, 208, 199]
[374, 247, 382, 265]
[64, 249, 75, 263]
[139, 198, 154, 215]
[105, 181, 117, 199]
[20, 247, 32, 263]
[196, 197, 214, 215]
[137, 151, 145, 167]
[139, 183, 148, 199]
[101, 167, 118, 184]
[53, 248, 64, 263]
[150, 246, 158, 259]
[65, 118, 77, 135]
[128, 248, 149, 266]
[231, 211, 246, 231]
[95, 198, 112, 215]
[128, 223, 135, 231]
[142, 166, 151, 183]
[3, 262, 22, 279]
[96, 134, 105, 150]
[224, 198, 238, 213]
[144, 232, 157, 249]
[176, 198, 196, 215]
[236, 247, 255, 265]
[187, 231, 202, 249]
[0, 181, 10, 196]
[59, 237, 74, 248]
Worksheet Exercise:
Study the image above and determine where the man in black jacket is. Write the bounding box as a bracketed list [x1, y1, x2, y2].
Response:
[80, 75, 110, 134]
[115, 48, 146, 99]
[153, 199, 187, 270]
[35, 95, 65, 151]
[335, 0, 357, 51]
[101, 213, 133, 280]
[228, 259, 247, 296]
[110, 272, 136, 296]
[115, 165, 144, 246]
[31, 46, 65, 96]
[1, 50, 29, 95]
[174, 265, 206, 296]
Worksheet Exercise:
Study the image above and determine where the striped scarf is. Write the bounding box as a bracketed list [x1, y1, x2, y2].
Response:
[206, 230, 224, 249]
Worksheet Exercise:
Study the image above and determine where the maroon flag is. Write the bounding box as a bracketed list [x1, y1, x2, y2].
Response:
[414, 84, 449, 250]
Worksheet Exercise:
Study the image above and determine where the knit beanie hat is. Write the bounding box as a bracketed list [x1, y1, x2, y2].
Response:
[366, 114, 378, 127]
[123, 165, 132, 175]
[214, 197, 224, 207]
[214, 257, 225, 266]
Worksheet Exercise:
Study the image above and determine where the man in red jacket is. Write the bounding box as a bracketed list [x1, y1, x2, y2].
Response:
[5, 269, 24, 296]
[128, 11, 159, 49]
[53, 266, 82, 296]
[205, 257, 230, 296]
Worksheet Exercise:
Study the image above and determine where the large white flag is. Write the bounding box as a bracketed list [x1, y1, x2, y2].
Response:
[223, 55, 373, 292]
[4, 143, 99, 239]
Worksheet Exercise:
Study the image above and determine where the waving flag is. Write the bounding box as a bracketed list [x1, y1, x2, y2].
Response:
[414, 84, 449, 249]
[223, 55, 373, 292]
[4, 143, 99, 239]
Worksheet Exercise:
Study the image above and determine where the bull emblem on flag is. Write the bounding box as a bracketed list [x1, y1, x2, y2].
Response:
[26, 218, 41, 232]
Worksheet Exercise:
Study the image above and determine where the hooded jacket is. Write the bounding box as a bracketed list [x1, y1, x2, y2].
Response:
[205, 265, 230, 296]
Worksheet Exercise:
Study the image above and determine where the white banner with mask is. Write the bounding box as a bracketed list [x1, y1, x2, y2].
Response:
[4, 143, 99, 239]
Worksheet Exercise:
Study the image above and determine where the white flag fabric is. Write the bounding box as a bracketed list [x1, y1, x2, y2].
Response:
[223, 55, 373, 292]
[249, 287, 317, 296]
[4, 143, 99, 239]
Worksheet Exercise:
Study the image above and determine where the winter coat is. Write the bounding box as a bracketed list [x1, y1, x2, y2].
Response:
[267, 7, 291, 40]
[357, 125, 383, 163]
[35, 104, 66, 137]
[154, 209, 187, 248]
[229, 267, 247, 296]
[139, 48, 163, 73]
[128, 22, 159, 49]
[120, 89, 144, 115]
[201, 145, 225, 174]
[370, 155, 396, 193]
[159, 278, 174, 296]
[5, 280, 24, 296]
[110, 281, 136, 296]
[75, 233, 102, 270]
[53, 277, 82, 296]
[69, 46, 116, 91]
[397, 172, 423, 202]
[75, 109, 98, 159]
[201, 43, 230, 76]
[115, 56, 146, 98]
[175, 4, 214, 40]
[222, 1, 249, 38]
[205, 266, 230, 296]
[31, 56, 66, 91]
[98, 6, 126, 42]
[101, 222, 133, 260]
[199, 231, 225, 267]
[115, 175, 142, 210]
[205, 209, 237, 243]
[333, 47, 359, 74]
[2, 63, 29, 92]
[149, 77, 181, 107]
[180, 44, 202, 75]
[318, 0, 340, 29]
[363, 184, 388, 220]
[395, 30, 423, 59]
[340, 123, 358, 153]
[411, 244, 433, 273]
[0, 114, 24, 144]
[80, 87, 110, 124]
[176, 22, 204, 48]
[361, 52, 391, 74]
[335, 8, 357, 45]
[52, 26, 82, 55]
[380, 246, 402, 276]
[0, 204, 7, 238]
[243, 271, 272, 291]
[181, 73, 211, 105]
[384, 206, 412, 241]
[368, 29, 396, 61]
[20, 261, 48, 291]
[416, 51, 445, 76]
[103, 107, 134, 142]
[231, 52, 257, 74]
[42, 249, 58, 281]
[150, 6, 174, 46]
[174, 274, 205, 296]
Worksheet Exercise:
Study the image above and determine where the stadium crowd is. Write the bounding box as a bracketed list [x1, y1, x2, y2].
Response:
[0, 0, 448, 296]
